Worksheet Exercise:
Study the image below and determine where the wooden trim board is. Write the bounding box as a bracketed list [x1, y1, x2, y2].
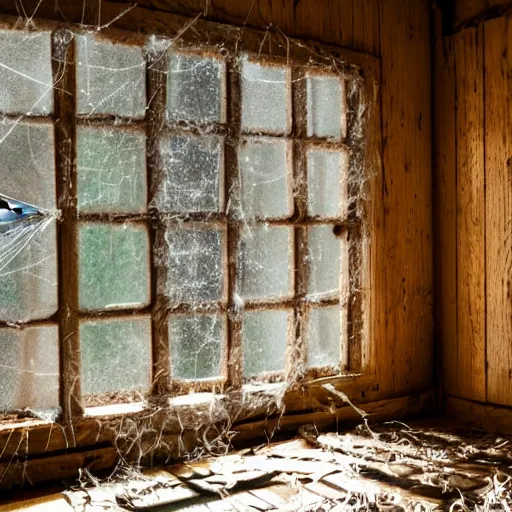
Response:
[445, 396, 512, 435]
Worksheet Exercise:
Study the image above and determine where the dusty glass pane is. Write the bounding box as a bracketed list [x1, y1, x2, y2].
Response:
[167, 53, 225, 124]
[243, 309, 290, 376]
[307, 149, 349, 218]
[0, 121, 56, 210]
[236, 138, 292, 219]
[78, 223, 150, 311]
[77, 127, 146, 214]
[307, 75, 345, 140]
[0, 30, 53, 115]
[80, 316, 151, 396]
[307, 224, 342, 297]
[0, 219, 58, 322]
[307, 306, 341, 368]
[0, 325, 59, 412]
[237, 225, 293, 300]
[169, 314, 225, 380]
[241, 58, 289, 134]
[154, 135, 223, 213]
[76, 34, 146, 118]
[164, 226, 225, 303]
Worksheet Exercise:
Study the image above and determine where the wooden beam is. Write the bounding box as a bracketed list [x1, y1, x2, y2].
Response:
[233, 389, 436, 443]
[485, 15, 512, 405]
[0, 447, 117, 489]
[376, 0, 433, 394]
[454, 0, 512, 31]
[433, 7, 457, 397]
[454, 26, 486, 402]
[445, 396, 512, 435]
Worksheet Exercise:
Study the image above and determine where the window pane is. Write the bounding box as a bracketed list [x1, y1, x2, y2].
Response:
[0, 121, 56, 210]
[169, 314, 225, 380]
[80, 316, 151, 396]
[307, 149, 349, 218]
[241, 58, 289, 134]
[307, 75, 345, 140]
[237, 225, 293, 300]
[154, 135, 223, 214]
[243, 309, 290, 376]
[76, 34, 146, 118]
[164, 226, 225, 303]
[0, 30, 53, 115]
[77, 127, 146, 214]
[307, 305, 342, 368]
[167, 53, 225, 124]
[0, 325, 59, 412]
[236, 138, 292, 219]
[78, 223, 150, 311]
[307, 224, 343, 297]
[0, 218, 58, 322]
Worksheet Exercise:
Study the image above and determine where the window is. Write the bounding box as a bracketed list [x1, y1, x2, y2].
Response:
[0, 17, 373, 422]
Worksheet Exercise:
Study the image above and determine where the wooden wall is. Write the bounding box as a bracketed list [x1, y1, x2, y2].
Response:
[0, 0, 434, 400]
[453, 0, 512, 30]
[436, 8, 512, 416]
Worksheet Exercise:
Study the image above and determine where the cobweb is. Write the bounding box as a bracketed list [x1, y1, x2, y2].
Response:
[0, 4, 376, 488]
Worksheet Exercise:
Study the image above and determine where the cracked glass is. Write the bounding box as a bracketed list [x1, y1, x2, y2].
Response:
[237, 225, 293, 300]
[78, 223, 150, 311]
[169, 314, 225, 380]
[164, 226, 225, 304]
[0, 30, 53, 115]
[0, 325, 59, 412]
[241, 58, 290, 134]
[76, 33, 146, 118]
[154, 134, 223, 214]
[167, 52, 226, 124]
[236, 138, 292, 219]
[306, 74, 346, 140]
[307, 148, 349, 219]
[243, 309, 291, 376]
[307, 305, 342, 368]
[307, 224, 343, 298]
[80, 316, 152, 396]
[77, 126, 147, 214]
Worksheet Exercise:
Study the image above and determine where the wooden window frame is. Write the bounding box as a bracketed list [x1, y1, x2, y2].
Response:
[0, 4, 381, 479]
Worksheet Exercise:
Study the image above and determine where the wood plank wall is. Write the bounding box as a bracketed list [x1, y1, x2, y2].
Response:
[454, 0, 512, 30]
[102, 0, 434, 398]
[436, 8, 512, 410]
[0, 0, 433, 400]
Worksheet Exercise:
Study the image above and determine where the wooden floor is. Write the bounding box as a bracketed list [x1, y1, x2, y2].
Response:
[2, 419, 512, 511]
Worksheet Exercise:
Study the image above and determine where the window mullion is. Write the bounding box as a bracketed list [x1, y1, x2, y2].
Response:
[147, 47, 171, 398]
[53, 31, 83, 422]
[286, 67, 308, 383]
[346, 79, 365, 374]
[225, 60, 243, 390]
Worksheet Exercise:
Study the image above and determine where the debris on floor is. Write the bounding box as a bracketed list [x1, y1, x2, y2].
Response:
[4, 419, 512, 511]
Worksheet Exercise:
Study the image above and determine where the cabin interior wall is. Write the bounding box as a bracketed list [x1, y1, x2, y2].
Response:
[436, 1, 512, 426]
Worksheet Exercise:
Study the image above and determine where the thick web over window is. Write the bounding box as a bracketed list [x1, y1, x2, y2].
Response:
[0, 20, 370, 425]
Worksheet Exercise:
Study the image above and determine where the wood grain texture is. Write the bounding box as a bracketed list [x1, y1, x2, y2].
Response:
[377, 0, 433, 394]
[108, 0, 381, 55]
[233, 389, 436, 443]
[485, 15, 512, 405]
[454, 26, 486, 402]
[0, 447, 117, 489]
[433, 8, 457, 397]
[445, 395, 512, 435]
[454, 0, 512, 29]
